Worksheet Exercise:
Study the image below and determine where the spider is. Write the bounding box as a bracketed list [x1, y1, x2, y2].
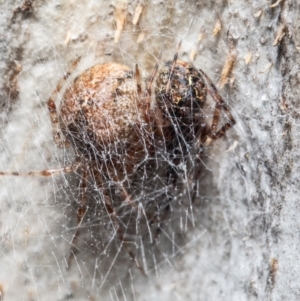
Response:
[0, 42, 235, 269]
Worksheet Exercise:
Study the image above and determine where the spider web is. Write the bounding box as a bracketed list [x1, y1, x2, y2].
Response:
[0, 0, 290, 300]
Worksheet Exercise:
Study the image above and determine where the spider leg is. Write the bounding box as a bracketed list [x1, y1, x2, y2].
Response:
[93, 168, 146, 275]
[47, 57, 81, 148]
[198, 69, 236, 139]
[191, 150, 203, 202]
[145, 52, 161, 97]
[153, 108, 187, 234]
[166, 40, 182, 93]
[91, 168, 121, 237]
[0, 159, 81, 177]
[143, 51, 168, 140]
[134, 64, 142, 98]
[67, 163, 88, 269]
[115, 180, 139, 210]
[148, 185, 174, 242]
[148, 138, 182, 239]
[191, 71, 236, 200]
[105, 165, 138, 212]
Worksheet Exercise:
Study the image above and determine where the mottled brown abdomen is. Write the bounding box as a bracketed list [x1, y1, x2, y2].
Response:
[60, 63, 150, 177]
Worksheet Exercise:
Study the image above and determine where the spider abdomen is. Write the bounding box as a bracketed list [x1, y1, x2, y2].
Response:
[60, 63, 150, 174]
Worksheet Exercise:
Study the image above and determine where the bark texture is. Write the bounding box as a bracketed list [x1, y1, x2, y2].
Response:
[0, 1, 298, 300]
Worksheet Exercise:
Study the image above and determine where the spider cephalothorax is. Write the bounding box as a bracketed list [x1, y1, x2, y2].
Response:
[155, 60, 208, 149]
[154, 58, 235, 187]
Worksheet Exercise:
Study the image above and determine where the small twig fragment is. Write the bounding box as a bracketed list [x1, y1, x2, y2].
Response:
[226, 140, 238, 152]
[244, 52, 253, 65]
[218, 49, 237, 88]
[259, 62, 273, 74]
[273, 23, 286, 46]
[114, 1, 128, 43]
[64, 30, 71, 45]
[268, 258, 279, 286]
[270, 0, 283, 8]
[133, 2, 144, 25]
[137, 32, 145, 43]
[212, 18, 222, 36]
[253, 9, 263, 18]
[190, 31, 204, 61]
[5, 60, 22, 100]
